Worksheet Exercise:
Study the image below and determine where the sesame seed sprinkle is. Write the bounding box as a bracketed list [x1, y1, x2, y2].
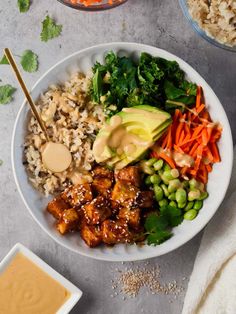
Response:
[110, 265, 183, 299]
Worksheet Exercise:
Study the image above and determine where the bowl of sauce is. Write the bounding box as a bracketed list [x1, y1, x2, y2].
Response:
[0, 243, 82, 314]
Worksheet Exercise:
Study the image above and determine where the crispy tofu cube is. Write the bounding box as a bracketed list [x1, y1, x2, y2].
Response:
[61, 183, 93, 207]
[80, 224, 102, 248]
[92, 177, 113, 196]
[119, 207, 141, 230]
[111, 181, 140, 207]
[101, 219, 132, 244]
[115, 166, 141, 187]
[47, 196, 69, 219]
[137, 191, 154, 208]
[57, 208, 80, 235]
[92, 166, 114, 180]
[83, 196, 111, 225]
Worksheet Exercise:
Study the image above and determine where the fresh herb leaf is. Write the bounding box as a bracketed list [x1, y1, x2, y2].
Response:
[160, 205, 183, 227]
[20, 50, 38, 73]
[144, 213, 169, 232]
[90, 52, 197, 116]
[0, 85, 16, 104]
[0, 160, 3, 166]
[144, 205, 184, 246]
[0, 55, 9, 65]
[40, 16, 62, 42]
[147, 231, 172, 245]
[18, 0, 30, 13]
[164, 80, 197, 108]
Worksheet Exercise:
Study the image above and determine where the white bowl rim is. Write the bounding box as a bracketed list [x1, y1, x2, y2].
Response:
[11, 42, 234, 261]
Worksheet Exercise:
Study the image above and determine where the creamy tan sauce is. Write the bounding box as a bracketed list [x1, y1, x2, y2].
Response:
[154, 146, 194, 168]
[42, 142, 72, 173]
[93, 115, 149, 163]
[0, 253, 70, 314]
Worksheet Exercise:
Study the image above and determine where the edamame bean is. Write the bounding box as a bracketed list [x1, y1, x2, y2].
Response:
[170, 169, 179, 178]
[176, 188, 187, 204]
[189, 179, 204, 192]
[178, 202, 186, 209]
[188, 189, 201, 201]
[193, 200, 203, 211]
[168, 193, 176, 201]
[159, 199, 168, 207]
[169, 201, 177, 208]
[199, 191, 209, 201]
[145, 176, 152, 185]
[162, 169, 179, 182]
[184, 209, 198, 220]
[140, 161, 155, 175]
[154, 185, 164, 201]
[146, 158, 157, 167]
[161, 184, 169, 197]
[153, 159, 164, 171]
[168, 179, 181, 193]
[150, 174, 161, 185]
[184, 201, 194, 211]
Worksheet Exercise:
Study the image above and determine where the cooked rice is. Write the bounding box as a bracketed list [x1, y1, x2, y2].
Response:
[24, 72, 105, 196]
[187, 0, 236, 47]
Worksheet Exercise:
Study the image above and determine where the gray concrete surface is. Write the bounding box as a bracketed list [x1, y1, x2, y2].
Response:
[0, 0, 235, 313]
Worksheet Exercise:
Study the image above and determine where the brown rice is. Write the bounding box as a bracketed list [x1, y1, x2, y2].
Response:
[24, 72, 105, 196]
[187, 0, 236, 47]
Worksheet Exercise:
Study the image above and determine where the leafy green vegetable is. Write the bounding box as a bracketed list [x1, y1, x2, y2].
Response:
[40, 16, 62, 42]
[18, 0, 30, 13]
[91, 51, 197, 116]
[0, 55, 9, 65]
[20, 50, 38, 72]
[0, 85, 16, 104]
[144, 205, 183, 246]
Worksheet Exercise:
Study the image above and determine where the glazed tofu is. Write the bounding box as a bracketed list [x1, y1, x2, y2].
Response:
[137, 191, 154, 208]
[47, 196, 69, 219]
[115, 166, 141, 187]
[83, 196, 112, 225]
[101, 219, 132, 245]
[61, 183, 93, 207]
[119, 207, 141, 230]
[80, 224, 102, 248]
[92, 166, 114, 180]
[57, 208, 80, 235]
[92, 177, 113, 196]
[111, 181, 140, 207]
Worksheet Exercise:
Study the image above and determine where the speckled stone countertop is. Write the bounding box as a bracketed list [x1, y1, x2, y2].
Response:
[0, 1, 235, 313]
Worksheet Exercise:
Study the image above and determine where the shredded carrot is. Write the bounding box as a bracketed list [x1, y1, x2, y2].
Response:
[150, 85, 222, 184]
[159, 152, 176, 169]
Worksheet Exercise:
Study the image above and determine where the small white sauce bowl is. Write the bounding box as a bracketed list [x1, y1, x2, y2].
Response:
[0, 243, 82, 314]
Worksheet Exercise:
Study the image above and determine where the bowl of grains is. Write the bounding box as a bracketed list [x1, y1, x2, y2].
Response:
[179, 0, 236, 51]
[57, 0, 127, 11]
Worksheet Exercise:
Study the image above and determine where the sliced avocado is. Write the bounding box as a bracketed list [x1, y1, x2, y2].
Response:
[92, 105, 172, 169]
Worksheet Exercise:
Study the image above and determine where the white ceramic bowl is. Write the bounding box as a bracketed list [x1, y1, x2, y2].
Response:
[0, 243, 82, 313]
[12, 43, 233, 261]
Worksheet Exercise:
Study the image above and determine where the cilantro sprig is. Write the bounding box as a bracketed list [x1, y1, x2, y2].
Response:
[0, 55, 9, 65]
[0, 50, 38, 73]
[18, 0, 30, 13]
[20, 50, 38, 73]
[144, 205, 183, 246]
[40, 16, 62, 42]
[0, 85, 16, 105]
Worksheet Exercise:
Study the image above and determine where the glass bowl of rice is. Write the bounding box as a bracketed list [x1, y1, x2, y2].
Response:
[179, 0, 236, 52]
[57, 0, 127, 11]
